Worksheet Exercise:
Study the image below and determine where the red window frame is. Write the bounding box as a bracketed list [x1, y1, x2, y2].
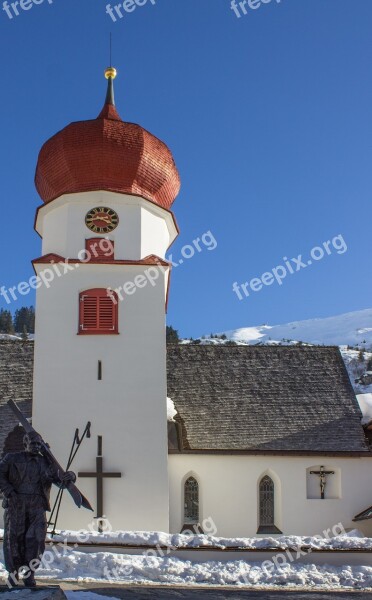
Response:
[85, 239, 115, 261]
[79, 288, 119, 335]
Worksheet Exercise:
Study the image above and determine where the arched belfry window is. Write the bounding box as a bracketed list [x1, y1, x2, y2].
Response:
[79, 289, 118, 335]
[257, 475, 282, 534]
[184, 477, 199, 525]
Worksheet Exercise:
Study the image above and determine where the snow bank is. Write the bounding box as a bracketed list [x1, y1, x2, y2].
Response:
[2, 548, 372, 589]
[7, 529, 368, 551]
[2, 530, 372, 590]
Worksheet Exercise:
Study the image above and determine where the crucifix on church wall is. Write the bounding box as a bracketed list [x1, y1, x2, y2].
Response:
[310, 465, 335, 499]
[78, 436, 122, 531]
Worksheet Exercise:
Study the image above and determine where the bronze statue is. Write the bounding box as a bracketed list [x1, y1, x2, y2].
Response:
[0, 401, 93, 588]
[0, 432, 75, 587]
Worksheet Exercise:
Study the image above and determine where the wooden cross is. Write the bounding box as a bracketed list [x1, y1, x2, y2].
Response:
[78, 436, 121, 530]
[310, 465, 335, 499]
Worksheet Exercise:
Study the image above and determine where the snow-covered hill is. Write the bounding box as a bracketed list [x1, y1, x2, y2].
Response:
[221, 308, 372, 349]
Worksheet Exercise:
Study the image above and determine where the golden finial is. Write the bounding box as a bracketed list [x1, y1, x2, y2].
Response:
[105, 67, 117, 80]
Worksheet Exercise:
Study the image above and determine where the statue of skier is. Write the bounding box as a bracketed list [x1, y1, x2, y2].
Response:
[0, 401, 92, 588]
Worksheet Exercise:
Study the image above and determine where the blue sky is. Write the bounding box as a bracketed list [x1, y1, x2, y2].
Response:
[0, 0, 371, 338]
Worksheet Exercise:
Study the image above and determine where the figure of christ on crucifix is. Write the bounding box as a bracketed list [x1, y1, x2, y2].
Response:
[78, 436, 122, 531]
[310, 465, 335, 499]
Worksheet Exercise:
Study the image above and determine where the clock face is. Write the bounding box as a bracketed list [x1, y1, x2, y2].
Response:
[85, 207, 119, 234]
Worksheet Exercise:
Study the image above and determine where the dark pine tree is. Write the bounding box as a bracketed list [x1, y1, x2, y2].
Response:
[0, 309, 14, 334]
[166, 325, 179, 344]
[13, 306, 35, 334]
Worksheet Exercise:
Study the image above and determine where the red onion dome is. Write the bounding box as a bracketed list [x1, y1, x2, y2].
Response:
[35, 68, 181, 210]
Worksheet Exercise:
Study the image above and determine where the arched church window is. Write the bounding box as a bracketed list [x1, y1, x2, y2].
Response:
[184, 476, 199, 525]
[258, 475, 282, 534]
[79, 289, 118, 335]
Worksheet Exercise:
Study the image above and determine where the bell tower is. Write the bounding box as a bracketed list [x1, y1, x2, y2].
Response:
[32, 68, 181, 531]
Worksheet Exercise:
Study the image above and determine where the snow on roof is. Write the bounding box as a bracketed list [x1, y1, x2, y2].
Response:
[357, 394, 372, 424]
[167, 397, 178, 422]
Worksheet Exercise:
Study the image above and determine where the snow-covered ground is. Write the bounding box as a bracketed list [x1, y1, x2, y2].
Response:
[2, 549, 372, 590]
[0, 528, 368, 551]
[35, 529, 372, 551]
[2, 529, 372, 590]
[0, 530, 372, 600]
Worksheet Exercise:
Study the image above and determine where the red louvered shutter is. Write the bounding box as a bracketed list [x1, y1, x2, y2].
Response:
[79, 289, 118, 334]
[81, 294, 98, 331]
[98, 296, 116, 331]
[85, 239, 115, 261]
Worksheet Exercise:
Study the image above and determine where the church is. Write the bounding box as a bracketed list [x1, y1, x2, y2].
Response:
[1, 68, 372, 539]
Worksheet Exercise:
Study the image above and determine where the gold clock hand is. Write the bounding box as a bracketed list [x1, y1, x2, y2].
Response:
[92, 216, 111, 224]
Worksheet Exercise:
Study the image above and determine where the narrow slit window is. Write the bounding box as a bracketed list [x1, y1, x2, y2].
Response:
[184, 477, 199, 525]
[98, 361, 102, 380]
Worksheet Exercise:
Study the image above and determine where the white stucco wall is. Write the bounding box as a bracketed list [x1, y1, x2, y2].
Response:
[32, 261, 170, 532]
[2, 450, 372, 536]
[169, 454, 372, 538]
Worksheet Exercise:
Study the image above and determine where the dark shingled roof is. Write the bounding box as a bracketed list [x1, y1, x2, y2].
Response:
[167, 345, 369, 454]
[0, 341, 369, 455]
[0, 341, 33, 455]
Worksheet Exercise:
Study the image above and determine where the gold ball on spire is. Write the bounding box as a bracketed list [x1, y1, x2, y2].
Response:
[105, 67, 117, 80]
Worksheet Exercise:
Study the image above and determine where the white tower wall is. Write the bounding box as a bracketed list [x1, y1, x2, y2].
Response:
[35, 191, 178, 261]
[32, 191, 174, 532]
